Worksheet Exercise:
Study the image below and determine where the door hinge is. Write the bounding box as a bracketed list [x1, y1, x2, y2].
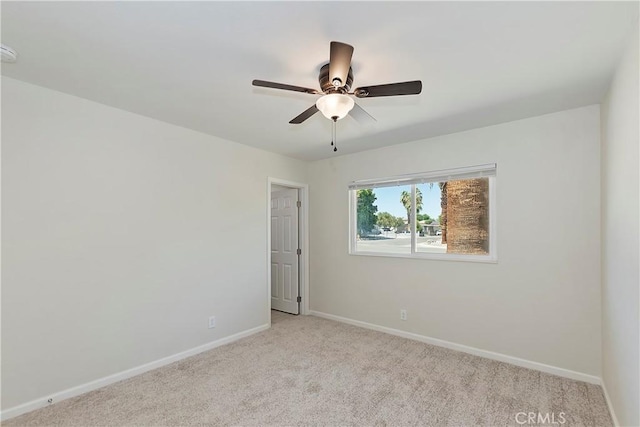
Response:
[296, 248, 302, 255]
[296, 200, 301, 208]
[297, 296, 302, 303]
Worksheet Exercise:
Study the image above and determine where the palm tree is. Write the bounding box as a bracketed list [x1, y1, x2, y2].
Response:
[439, 182, 447, 243]
[400, 188, 423, 226]
[444, 179, 489, 254]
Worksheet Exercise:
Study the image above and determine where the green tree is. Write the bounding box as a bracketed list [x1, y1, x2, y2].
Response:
[357, 189, 378, 235]
[376, 211, 396, 228]
[417, 213, 433, 223]
[378, 212, 407, 232]
[400, 188, 423, 226]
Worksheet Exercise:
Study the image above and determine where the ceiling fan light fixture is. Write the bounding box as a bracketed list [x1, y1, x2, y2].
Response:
[315, 94, 354, 121]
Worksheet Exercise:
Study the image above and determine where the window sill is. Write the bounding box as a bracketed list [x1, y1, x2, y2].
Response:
[348, 251, 498, 263]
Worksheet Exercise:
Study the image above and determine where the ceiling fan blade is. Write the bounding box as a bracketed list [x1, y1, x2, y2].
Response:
[289, 105, 319, 124]
[329, 41, 354, 88]
[252, 80, 319, 94]
[354, 80, 422, 98]
[349, 102, 376, 123]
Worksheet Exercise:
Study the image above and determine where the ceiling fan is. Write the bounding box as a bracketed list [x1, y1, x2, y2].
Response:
[252, 41, 422, 151]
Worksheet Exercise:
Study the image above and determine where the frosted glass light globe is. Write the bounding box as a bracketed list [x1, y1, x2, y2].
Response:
[316, 94, 355, 120]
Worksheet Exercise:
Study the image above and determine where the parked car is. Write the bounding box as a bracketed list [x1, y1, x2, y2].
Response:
[436, 230, 442, 236]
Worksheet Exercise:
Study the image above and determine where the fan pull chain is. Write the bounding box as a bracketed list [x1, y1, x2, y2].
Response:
[331, 116, 338, 152]
[330, 121, 334, 147]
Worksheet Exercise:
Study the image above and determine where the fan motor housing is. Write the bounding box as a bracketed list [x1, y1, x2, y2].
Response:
[319, 63, 353, 94]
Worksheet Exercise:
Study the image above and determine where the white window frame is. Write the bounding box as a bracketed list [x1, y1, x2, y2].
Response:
[348, 163, 497, 263]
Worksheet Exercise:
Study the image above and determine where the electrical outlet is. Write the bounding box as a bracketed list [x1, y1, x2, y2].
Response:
[400, 309, 407, 321]
[208, 316, 216, 329]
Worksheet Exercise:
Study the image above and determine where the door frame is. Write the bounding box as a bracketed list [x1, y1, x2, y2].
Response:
[267, 177, 309, 320]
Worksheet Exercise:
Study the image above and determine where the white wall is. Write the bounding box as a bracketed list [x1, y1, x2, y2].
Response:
[1, 77, 308, 411]
[600, 24, 639, 427]
[309, 105, 602, 376]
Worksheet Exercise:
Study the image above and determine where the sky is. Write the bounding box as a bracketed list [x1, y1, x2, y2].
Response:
[373, 184, 441, 219]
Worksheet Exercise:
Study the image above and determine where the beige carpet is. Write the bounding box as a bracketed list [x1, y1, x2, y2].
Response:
[5, 311, 612, 426]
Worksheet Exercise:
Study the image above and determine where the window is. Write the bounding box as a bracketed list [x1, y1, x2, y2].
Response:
[349, 164, 496, 262]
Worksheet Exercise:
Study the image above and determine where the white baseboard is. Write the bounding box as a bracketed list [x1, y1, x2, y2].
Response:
[309, 310, 601, 385]
[600, 380, 620, 427]
[0, 323, 270, 422]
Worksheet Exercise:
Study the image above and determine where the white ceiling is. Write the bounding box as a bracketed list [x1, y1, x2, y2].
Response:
[2, 1, 637, 161]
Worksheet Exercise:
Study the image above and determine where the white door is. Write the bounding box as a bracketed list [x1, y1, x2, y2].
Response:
[271, 189, 300, 314]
